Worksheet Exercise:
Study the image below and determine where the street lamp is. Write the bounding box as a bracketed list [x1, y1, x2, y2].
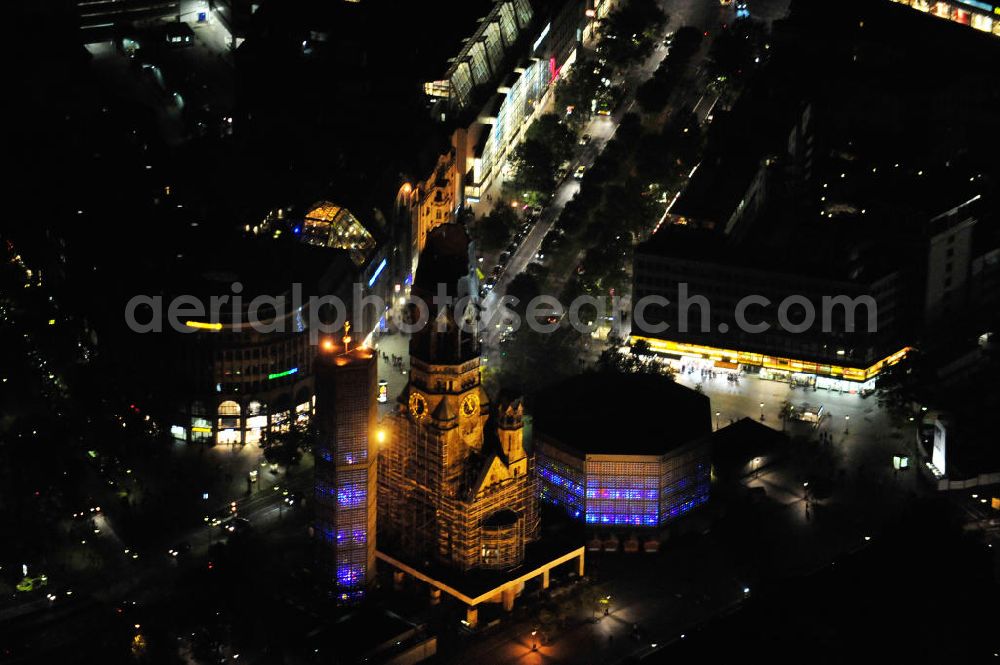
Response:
[844, 415, 850, 434]
[759, 402, 765, 421]
[715, 411, 721, 431]
[531, 630, 538, 651]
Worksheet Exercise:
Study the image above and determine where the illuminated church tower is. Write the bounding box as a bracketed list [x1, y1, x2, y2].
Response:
[379, 224, 539, 571]
[313, 326, 378, 604]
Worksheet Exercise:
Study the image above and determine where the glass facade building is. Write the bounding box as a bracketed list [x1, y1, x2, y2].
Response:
[533, 373, 713, 529]
[313, 339, 378, 604]
[538, 446, 711, 528]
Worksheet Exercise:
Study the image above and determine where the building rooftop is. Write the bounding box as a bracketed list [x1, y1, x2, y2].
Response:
[531, 373, 712, 456]
[658, 0, 997, 285]
[711, 418, 788, 476]
[165, 235, 356, 306]
[308, 608, 429, 665]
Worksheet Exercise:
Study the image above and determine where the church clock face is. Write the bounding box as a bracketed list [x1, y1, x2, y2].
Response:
[409, 393, 427, 419]
[461, 394, 479, 417]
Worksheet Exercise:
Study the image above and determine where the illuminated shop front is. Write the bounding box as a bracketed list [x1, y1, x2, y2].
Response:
[175, 386, 315, 446]
[533, 373, 713, 529]
[245, 400, 267, 445]
[890, 0, 1000, 37]
[171, 321, 318, 445]
[631, 336, 910, 388]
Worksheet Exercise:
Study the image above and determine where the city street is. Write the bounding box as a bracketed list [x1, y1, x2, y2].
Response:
[479, 0, 791, 349]
[0, 473, 310, 661]
[85, 4, 233, 146]
[14, 0, 1000, 661]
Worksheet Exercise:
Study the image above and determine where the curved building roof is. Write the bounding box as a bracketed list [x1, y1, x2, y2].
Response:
[302, 201, 376, 266]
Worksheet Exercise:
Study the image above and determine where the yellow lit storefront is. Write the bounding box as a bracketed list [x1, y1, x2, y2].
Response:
[631, 336, 911, 391]
[890, 0, 1000, 37]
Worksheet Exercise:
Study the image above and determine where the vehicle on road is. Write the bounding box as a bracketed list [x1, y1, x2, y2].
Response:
[574, 165, 586, 180]
[596, 97, 615, 116]
[206, 510, 234, 528]
[225, 517, 252, 534]
[16, 575, 48, 593]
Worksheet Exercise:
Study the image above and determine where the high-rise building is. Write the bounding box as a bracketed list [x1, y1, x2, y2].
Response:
[313, 328, 378, 604]
[924, 199, 977, 327]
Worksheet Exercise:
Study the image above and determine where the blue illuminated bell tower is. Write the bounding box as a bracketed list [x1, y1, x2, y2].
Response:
[313, 326, 378, 605]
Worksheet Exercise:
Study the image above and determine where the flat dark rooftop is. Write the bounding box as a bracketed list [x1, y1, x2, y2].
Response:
[311, 608, 425, 663]
[531, 373, 712, 456]
[711, 418, 787, 473]
[167, 236, 355, 299]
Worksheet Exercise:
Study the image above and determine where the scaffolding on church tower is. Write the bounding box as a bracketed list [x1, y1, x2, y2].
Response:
[377, 399, 540, 573]
[376, 222, 540, 574]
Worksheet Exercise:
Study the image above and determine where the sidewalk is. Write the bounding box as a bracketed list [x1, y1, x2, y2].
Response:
[369, 331, 412, 418]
